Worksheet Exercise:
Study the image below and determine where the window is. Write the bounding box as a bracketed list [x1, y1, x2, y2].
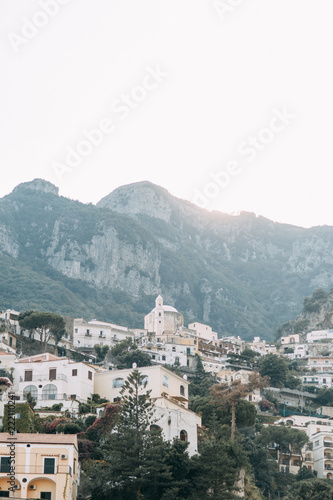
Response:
[159, 313, 162, 317]
[0, 493, 10, 498]
[44, 458, 55, 474]
[42, 384, 57, 400]
[162, 375, 168, 387]
[72, 369, 77, 376]
[71, 394, 76, 400]
[41, 494, 52, 500]
[180, 385, 185, 397]
[49, 369, 56, 380]
[73, 459, 76, 474]
[141, 375, 149, 386]
[162, 355, 166, 361]
[24, 370, 33, 382]
[88, 371, 92, 380]
[113, 377, 125, 388]
[0, 457, 11, 473]
[172, 347, 176, 352]
[150, 424, 161, 432]
[74, 328, 78, 333]
[180, 430, 188, 442]
[23, 385, 38, 400]
[249, 395, 252, 401]
[186, 348, 191, 355]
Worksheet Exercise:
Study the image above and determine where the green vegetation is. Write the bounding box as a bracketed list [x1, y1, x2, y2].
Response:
[2, 180, 333, 341]
[3, 403, 36, 433]
[18, 310, 66, 350]
[109, 337, 152, 368]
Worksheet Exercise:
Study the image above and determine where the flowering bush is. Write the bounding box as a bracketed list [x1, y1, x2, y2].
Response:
[259, 398, 276, 412]
[42, 417, 71, 434]
[0, 377, 12, 388]
[78, 439, 96, 461]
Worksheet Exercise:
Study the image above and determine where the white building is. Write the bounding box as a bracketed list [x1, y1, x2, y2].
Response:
[302, 373, 333, 388]
[0, 309, 20, 334]
[307, 330, 333, 343]
[144, 295, 184, 335]
[283, 344, 308, 360]
[217, 369, 261, 403]
[187, 322, 218, 341]
[140, 334, 196, 368]
[247, 337, 277, 356]
[7, 353, 95, 412]
[73, 318, 136, 350]
[266, 417, 333, 478]
[94, 365, 201, 455]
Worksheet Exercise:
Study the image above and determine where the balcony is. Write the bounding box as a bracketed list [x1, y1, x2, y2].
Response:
[324, 442, 333, 448]
[0, 465, 73, 475]
[85, 333, 92, 337]
[20, 374, 67, 382]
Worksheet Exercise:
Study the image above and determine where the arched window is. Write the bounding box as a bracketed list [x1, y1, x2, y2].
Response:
[23, 385, 38, 400]
[141, 375, 149, 387]
[162, 355, 166, 361]
[180, 430, 188, 442]
[112, 378, 125, 388]
[180, 385, 185, 397]
[42, 384, 57, 400]
[150, 424, 161, 432]
[175, 356, 180, 365]
[162, 375, 168, 387]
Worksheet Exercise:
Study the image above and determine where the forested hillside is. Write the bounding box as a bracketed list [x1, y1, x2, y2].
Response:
[1, 179, 333, 340]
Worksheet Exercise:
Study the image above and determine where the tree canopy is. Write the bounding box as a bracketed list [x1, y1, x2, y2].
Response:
[18, 310, 66, 350]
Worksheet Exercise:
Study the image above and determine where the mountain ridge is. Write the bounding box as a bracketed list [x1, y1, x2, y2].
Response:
[1, 178, 333, 341]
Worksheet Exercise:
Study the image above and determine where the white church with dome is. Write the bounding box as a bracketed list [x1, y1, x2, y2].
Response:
[144, 295, 184, 335]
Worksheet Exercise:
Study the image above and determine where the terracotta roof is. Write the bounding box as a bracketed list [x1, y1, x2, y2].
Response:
[0, 433, 77, 445]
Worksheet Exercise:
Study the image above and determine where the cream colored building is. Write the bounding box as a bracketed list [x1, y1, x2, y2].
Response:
[0, 433, 79, 499]
[94, 364, 189, 407]
[188, 322, 218, 341]
[94, 365, 201, 455]
[144, 296, 184, 335]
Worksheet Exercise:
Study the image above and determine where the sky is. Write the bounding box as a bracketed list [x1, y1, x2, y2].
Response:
[1, 0, 333, 228]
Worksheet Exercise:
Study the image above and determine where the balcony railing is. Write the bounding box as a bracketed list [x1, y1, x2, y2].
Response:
[324, 442, 333, 448]
[0, 465, 72, 475]
[20, 374, 67, 382]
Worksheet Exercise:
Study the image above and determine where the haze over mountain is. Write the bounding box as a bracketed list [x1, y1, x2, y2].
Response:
[1, 178, 333, 341]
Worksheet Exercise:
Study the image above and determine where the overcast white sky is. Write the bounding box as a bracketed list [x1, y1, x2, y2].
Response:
[1, 0, 332, 228]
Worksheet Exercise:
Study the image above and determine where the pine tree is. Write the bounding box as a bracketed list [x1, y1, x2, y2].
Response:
[85, 369, 172, 499]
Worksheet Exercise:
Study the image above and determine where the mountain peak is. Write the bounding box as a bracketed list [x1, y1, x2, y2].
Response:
[12, 179, 59, 196]
[97, 181, 176, 221]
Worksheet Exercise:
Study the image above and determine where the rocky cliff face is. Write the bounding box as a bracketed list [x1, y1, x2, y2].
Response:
[1, 179, 333, 340]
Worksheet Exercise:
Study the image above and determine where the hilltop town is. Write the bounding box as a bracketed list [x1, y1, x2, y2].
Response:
[1, 293, 333, 498]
